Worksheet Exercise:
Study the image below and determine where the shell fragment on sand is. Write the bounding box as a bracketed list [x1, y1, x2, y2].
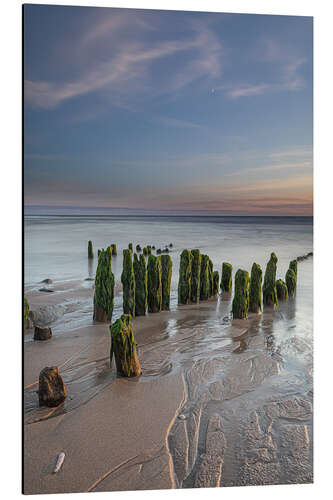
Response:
[53, 452, 65, 474]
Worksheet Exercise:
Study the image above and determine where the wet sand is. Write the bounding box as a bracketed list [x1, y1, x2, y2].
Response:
[24, 283, 313, 494]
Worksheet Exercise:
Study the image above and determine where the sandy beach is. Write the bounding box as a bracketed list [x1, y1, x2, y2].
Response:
[24, 275, 313, 494]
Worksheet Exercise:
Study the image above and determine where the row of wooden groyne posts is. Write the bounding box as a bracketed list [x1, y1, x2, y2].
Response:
[24, 244, 310, 408]
[87, 240, 300, 379]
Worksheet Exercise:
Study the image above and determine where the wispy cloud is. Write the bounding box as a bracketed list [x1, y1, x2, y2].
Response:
[25, 15, 224, 110]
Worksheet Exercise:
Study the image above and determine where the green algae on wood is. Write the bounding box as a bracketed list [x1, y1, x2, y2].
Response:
[121, 249, 135, 316]
[110, 244, 117, 256]
[208, 259, 214, 297]
[88, 240, 93, 259]
[212, 271, 220, 296]
[232, 269, 250, 319]
[161, 254, 172, 310]
[136, 244, 142, 253]
[190, 249, 201, 303]
[263, 252, 278, 307]
[276, 279, 289, 301]
[147, 254, 162, 313]
[133, 253, 147, 316]
[128, 243, 133, 252]
[24, 297, 30, 323]
[285, 268, 296, 297]
[178, 249, 193, 304]
[93, 249, 114, 322]
[200, 254, 211, 301]
[109, 314, 141, 377]
[289, 259, 298, 279]
[220, 263, 232, 292]
[249, 263, 262, 313]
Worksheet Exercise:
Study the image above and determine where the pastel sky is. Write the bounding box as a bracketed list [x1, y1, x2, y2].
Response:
[24, 5, 313, 215]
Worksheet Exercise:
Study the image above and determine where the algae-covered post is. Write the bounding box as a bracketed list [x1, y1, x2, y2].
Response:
[285, 269, 296, 297]
[133, 253, 147, 316]
[110, 244, 117, 256]
[208, 259, 214, 297]
[232, 269, 250, 319]
[178, 249, 192, 304]
[263, 252, 278, 307]
[109, 314, 141, 377]
[143, 247, 148, 256]
[147, 254, 162, 313]
[220, 263, 232, 292]
[289, 259, 298, 279]
[276, 279, 289, 301]
[190, 249, 201, 303]
[128, 243, 133, 252]
[136, 244, 142, 253]
[249, 263, 262, 313]
[161, 254, 172, 310]
[93, 249, 114, 322]
[88, 240, 93, 259]
[121, 249, 135, 316]
[200, 255, 211, 301]
[212, 271, 220, 296]
[24, 297, 29, 324]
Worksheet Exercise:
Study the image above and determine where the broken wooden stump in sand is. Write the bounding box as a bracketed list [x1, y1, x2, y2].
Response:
[109, 314, 141, 377]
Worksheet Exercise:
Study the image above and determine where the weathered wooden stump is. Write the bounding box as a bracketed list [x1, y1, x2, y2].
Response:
[276, 279, 289, 301]
[147, 254, 162, 313]
[190, 249, 201, 303]
[263, 252, 278, 307]
[88, 240, 93, 259]
[121, 249, 135, 316]
[34, 326, 52, 341]
[232, 269, 250, 319]
[220, 262, 232, 292]
[212, 271, 220, 296]
[200, 255, 210, 301]
[161, 254, 172, 310]
[39, 366, 67, 407]
[93, 249, 114, 322]
[178, 249, 192, 304]
[133, 253, 147, 316]
[285, 269, 296, 297]
[249, 263, 262, 313]
[109, 314, 141, 377]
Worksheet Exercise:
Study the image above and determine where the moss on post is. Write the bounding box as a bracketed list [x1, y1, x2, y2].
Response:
[200, 255, 210, 301]
[263, 253, 278, 307]
[289, 259, 298, 279]
[276, 279, 289, 301]
[147, 245, 152, 255]
[147, 254, 162, 313]
[133, 253, 147, 316]
[232, 269, 250, 319]
[110, 244, 117, 256]
[161, 254, 172, 310]
[285, 269, 296, 297]
[88, 240, 93, 259]
[190, 249, 201, 303]
[143, 247, 148, 256]
[220, 263, 232, 292]
[249, 263, 262, 313]
[121, 249, 135, 316]
[24, 297, 30, 323]
[128, 243, 133, 252]
[136, 244, 142, 253]
[93, 249, 114, 322]
[109, 314, 141, 377]
[212, 271, 219, 296]
[208, 259, 214, 297]
[178, 249, 192, 304]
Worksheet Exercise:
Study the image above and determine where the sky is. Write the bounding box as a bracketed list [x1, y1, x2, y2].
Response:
[24, 5, 313, 215]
